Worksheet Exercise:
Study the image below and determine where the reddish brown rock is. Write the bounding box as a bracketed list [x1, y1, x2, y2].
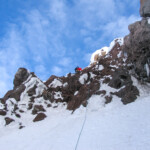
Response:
[0, 110, 6, 116]
[105, 96, 112, 104]
[5, 117, 14, 125]
[33, 113, 47, 122]
[3, 85, 25, 102]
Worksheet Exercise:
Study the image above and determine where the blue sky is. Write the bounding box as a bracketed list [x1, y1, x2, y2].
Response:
[0, 0, 140, 97]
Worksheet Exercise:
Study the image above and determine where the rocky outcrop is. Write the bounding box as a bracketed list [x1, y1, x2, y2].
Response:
[140, 0, 150, 17]
[123, 18, 150, 82]
[13, 68, 30, 89]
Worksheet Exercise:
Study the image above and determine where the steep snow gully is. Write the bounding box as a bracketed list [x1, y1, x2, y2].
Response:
[1, 0, 150, 149]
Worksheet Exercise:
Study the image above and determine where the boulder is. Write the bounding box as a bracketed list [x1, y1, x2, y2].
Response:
[5, 117, 14, 125]
[13, 68, 29, 89]
[115, 85, 139, 104]
[109, 69, 132, 89]
[0, 110, 6, 116]
[33, 113, 47, 122]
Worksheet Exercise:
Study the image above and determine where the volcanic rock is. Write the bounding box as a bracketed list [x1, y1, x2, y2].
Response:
[123, 18, 150, 81]
[5, 117, 14, 125]
[33, 113, 47, 122]
[3, 85, 25, 103]
[0, 110, 6, 116]
[109, 69, 132, 89]
[13, 68, 29, 89]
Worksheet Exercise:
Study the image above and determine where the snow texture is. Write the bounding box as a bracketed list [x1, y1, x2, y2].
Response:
[98, 65, 104, 71]
[145, 63, 150, 77]
[79, 73, 88, 84]
[49, 79, 63, 88]
[148, 18, 150, 24]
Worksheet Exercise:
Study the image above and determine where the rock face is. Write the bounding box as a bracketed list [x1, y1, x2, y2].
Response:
[123, 18, 150, 81]
[140, 0, 150, 17]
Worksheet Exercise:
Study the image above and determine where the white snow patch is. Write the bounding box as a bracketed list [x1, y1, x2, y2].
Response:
[117, 51, 122, 58]
[54, 92, 63, 99]
[98, 65, 104, 71]
[87, 95, 105, 112]
[74, 91, 79, 95]
[79, 73, 88, 84]
[148, 18, 150, 24]
[145, 63, 150, 77]
[90, 47, 109, 64]
[49, 79, 63, 88]
[63, 82, 68, 87]
[132, 76, 150, 97]
[90, 72, 96, 78]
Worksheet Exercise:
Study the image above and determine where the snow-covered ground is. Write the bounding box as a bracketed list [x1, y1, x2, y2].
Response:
[0, 87, 150, 150]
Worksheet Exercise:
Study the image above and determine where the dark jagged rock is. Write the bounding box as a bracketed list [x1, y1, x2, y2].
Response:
[140, 0, 150, 17]
[115, 85, 139, 104]
[105, 96, 112, 104]
[109, 69, 132, 89]
[0, 110, 6, 116]
[33, 113, 47, 122]
[123, 18, 150, 81]
[5, 117, 14, 125]
[3, 85, 26, 103]
[13, 68, 29, 89]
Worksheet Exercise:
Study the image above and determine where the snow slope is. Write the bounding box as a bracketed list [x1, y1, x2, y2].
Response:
[0, 85, 150, 150]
